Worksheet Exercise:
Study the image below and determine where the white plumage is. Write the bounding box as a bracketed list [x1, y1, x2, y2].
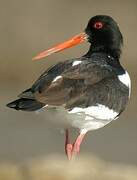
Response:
[72, 60, 82, 66]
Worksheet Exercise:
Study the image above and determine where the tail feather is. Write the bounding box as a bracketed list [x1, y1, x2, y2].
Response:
[7, 98, 45, 111]
[18, 88, 35, 99]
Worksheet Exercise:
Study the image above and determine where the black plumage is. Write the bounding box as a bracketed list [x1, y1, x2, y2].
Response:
[7, 15, 131, 159]
[7, 15, 130, 141]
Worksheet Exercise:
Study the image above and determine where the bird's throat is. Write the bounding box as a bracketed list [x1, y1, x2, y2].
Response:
[84, 45, 121, 59]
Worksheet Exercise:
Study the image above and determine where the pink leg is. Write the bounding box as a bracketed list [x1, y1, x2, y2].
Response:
[65, 129, 73, 160]
[71, 131, 87, 159]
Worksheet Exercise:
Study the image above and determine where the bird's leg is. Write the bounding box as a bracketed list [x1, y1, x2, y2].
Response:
[65, 129, 73, 160]
[71, 131, 87, 159]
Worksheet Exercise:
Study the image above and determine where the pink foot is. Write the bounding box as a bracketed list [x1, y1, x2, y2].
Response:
[65, 129, 73, 160]
[65, 129, 87, 160]
[71, 133, 86, 159]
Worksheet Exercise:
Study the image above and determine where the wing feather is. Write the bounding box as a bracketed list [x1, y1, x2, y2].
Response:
[31, 58, 115, 107]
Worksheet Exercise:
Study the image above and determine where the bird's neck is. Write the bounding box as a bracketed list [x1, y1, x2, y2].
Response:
[84, 45, 121, 59]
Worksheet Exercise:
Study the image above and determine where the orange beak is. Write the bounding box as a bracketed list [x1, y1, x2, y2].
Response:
[33, 32, 87, 60]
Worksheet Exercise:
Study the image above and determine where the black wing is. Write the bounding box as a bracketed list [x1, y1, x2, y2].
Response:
[19, 56, 128, 112]
[20, 58, 116, 107]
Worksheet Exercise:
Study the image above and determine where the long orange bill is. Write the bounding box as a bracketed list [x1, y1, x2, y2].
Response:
[33, 32, 87, 60]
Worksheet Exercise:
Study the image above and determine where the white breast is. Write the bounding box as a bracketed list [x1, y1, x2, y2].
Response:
[118, 71, 131, 96]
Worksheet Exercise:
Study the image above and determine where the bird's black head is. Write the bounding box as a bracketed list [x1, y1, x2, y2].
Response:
[85, 15, 123, 58]
[33, 15, 123, 61]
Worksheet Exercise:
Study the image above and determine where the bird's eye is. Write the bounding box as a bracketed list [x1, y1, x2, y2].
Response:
[94, 22, 103, 29]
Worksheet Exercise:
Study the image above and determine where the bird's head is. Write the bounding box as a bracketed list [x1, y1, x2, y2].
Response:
[33, 15, 123, 60]
[85, 15, 123, 57]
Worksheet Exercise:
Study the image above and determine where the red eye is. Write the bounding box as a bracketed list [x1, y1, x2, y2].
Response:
[94, 22, 103, 29]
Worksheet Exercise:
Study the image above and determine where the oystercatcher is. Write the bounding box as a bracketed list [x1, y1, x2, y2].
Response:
[7, 15, 131, 160]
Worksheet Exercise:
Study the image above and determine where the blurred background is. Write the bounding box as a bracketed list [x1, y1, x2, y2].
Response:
[0, 0, 137, 178]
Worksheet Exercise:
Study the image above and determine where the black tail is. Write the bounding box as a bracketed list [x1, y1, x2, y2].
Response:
[6, 98, 45, 111]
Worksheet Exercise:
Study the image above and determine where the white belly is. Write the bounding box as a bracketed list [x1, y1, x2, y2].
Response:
[67, 104, 118, 131]
[39, 104, 119, 132]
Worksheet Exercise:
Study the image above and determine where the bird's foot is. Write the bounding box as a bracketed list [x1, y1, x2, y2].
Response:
[71, 133, 86, 159]
[65, 129, 73, 160]
[65, 143, 73, 160]
[65, 129, 86, 160]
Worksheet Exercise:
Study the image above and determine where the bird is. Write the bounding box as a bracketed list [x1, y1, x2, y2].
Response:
[7, 15, 131, 160]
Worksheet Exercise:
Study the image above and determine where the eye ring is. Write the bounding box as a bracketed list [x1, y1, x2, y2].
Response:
[94, 22, 103, 29]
